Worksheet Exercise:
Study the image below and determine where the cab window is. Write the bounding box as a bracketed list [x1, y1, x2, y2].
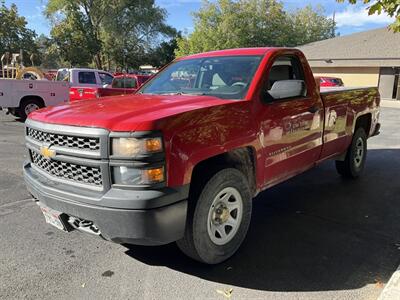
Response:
[112, 77, 137, 89]
[78, 72, 96, 84]
[99, 73, 113, 85]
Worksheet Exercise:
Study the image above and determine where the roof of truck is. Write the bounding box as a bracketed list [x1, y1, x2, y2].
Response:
[57, 68, 113, 75]
[178, 47, 281, 60]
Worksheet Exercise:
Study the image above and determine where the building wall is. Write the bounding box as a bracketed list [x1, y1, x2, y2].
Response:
[312, 67, 380, 87]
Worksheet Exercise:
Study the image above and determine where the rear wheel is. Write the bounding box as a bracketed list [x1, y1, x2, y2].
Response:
[335, 127, 367, 178]
[177, 168, 252, 264]
[19, 98, 43, 120]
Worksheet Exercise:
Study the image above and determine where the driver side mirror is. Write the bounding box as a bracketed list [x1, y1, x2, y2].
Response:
[262, 80, 306, 103]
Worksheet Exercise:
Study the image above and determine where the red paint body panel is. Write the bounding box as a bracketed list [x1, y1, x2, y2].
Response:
[29, 48, 380, 192]
[69, 87, 99, 101]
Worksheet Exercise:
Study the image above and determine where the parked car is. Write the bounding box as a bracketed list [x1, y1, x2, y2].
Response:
[24, 48, 380, 264]
[55, 68, 114, 101]
[0, 78, 69, 120]
[96, 74, 152, 97]
[319, 76, 344, 87]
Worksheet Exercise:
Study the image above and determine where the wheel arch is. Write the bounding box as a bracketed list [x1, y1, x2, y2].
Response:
[353, 113, 372, 136]
[19, 95, 45, 108]
[189, 146, 257, 199]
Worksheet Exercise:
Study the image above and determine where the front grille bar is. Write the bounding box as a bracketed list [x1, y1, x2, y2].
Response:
[27, 127, 100, 151]
[25, 119, 109, 159]
[30, 150, 103, 186]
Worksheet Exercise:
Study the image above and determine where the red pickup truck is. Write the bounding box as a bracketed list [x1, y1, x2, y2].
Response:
[24, 48, 380, 264]
[96, 74, 152, 98]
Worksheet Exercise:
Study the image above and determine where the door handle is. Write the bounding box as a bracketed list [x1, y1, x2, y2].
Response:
[308, 105, 319, 113]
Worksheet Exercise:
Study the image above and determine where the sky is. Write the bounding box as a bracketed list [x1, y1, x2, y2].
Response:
[3, 0, 396, 38]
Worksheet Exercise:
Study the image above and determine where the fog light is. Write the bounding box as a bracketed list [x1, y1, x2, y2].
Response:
[143, 167, 165, 183]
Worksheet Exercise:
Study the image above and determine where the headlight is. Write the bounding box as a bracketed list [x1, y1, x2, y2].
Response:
[111, 137, 163, 157]
[112, 166, 165, 185]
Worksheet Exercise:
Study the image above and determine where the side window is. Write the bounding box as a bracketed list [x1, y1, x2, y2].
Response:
[267, 56, 307, 100]
[125, 78, 137, 88]
[78, 72, 96, 84]
[99, 73, 113, 85]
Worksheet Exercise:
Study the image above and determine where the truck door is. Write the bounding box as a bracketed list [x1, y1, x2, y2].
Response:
[71, 71, 99, 100]
[259, 55, 324, 186]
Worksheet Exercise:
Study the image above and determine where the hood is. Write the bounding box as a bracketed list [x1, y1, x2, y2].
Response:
[29, 94, 236, 131]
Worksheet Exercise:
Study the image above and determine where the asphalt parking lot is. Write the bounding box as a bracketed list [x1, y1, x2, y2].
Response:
[0, 107, 399, 300]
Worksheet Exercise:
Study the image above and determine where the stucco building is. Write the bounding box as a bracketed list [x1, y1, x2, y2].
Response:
[298, 27, 400, 100]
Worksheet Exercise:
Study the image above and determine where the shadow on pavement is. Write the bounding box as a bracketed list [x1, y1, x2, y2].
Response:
[125, 149, 400, 292]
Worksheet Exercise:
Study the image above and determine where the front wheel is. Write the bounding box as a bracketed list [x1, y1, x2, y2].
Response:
[177, 168, 252, 264]
[335, 127, 367, 178]
[19, 98, 43, 121]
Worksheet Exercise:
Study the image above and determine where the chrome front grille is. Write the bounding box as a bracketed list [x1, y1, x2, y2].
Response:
[27, 127, 100, 151]
[30, 150, 103, 186]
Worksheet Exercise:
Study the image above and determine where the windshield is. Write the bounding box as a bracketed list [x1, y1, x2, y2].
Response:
[56, 69, 69, 82]
[140, 55, 262, 100]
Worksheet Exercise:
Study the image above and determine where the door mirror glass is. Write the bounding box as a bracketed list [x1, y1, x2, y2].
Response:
[267, 80, 306, 100]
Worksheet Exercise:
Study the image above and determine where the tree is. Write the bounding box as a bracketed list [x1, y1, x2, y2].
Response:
[49, 10, 100, 67]
[45, 0, 176, 69]
[290, 5, 336, 46]
[0, 2, 38, 66]
[337, 0, 400, 32]
[101, 0, 176, 70]
[146, 36, 180, 67]
[175, 0, 335, 57]
[36, 34, 66, 69]
[45, 0, 107, 68]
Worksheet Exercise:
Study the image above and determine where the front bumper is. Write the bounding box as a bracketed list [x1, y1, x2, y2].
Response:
[24, 162, 188, 245]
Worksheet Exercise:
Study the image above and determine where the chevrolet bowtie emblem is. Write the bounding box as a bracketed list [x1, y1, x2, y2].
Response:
[40, 146, 56, 159]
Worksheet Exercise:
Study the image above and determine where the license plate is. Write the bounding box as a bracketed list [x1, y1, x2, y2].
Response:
[38, 204, 67, 231]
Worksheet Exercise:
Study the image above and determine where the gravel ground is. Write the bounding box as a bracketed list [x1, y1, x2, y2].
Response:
[0, 107, 399, 300]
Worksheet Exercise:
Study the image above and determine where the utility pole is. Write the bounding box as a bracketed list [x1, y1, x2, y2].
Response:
[332, 11, 336, 37]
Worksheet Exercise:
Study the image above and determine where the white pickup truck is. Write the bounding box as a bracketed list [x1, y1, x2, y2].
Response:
[0, 79, 69, 120]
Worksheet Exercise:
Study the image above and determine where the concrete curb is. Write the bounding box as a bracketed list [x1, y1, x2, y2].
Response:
[378, 266, 400, 300]
[381, 100, 400, 109]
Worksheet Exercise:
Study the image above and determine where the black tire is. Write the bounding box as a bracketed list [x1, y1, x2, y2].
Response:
[18, 98, 43, 121]
[177, 168, 252, 264]
[335, 127, 367, 178]
[7, 108, 20, 117]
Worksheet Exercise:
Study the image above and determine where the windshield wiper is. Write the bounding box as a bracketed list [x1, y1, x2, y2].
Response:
[158, 91, 207, 96]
